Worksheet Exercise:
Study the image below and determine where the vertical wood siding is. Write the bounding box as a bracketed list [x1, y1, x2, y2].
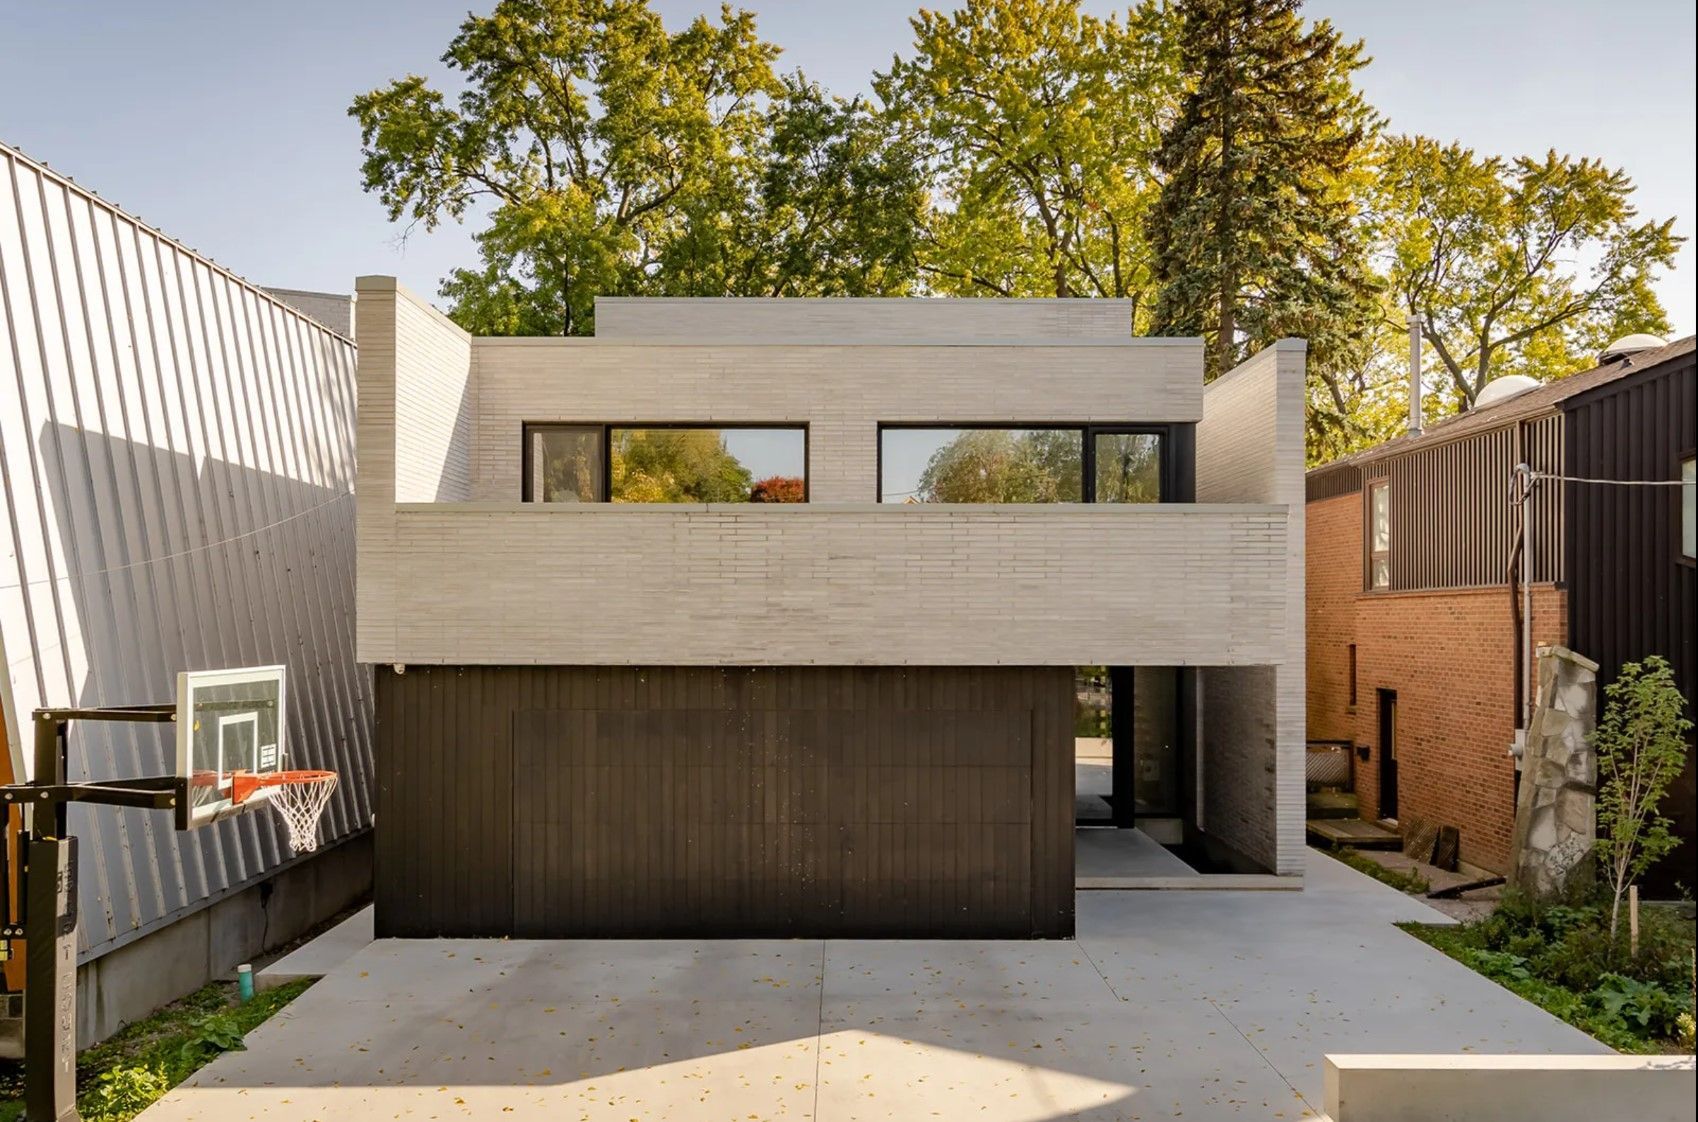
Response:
[0, 143, 371, 963]
[375, 666, 1074, 939]
[1382, 415, 1563, 592]
[1563, 352, 1696, 895]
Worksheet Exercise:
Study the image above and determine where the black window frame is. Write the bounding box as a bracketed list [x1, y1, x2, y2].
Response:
[875, 422, 1187, 504]
[522, 421, 811, 503]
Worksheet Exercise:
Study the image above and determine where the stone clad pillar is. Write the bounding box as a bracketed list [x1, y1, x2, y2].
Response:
[1508, 645, 1600, 900]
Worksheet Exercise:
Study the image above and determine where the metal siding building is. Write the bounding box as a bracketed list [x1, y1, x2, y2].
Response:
[0, 141, 372, 966]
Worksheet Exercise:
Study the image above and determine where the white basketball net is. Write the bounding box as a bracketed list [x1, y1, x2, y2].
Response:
[268, 773, 339, 853]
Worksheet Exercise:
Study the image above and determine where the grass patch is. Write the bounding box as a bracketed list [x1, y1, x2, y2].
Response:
[1326, 846, 1431, 894]
[1402, 892, 1696, 1054]
[0, 977, 312, 1122]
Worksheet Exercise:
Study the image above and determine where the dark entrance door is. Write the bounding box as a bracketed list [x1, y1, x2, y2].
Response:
[1377, 688, 1399, 820]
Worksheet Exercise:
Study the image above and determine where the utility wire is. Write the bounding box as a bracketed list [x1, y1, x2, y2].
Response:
[1527, 471, 1690, 487]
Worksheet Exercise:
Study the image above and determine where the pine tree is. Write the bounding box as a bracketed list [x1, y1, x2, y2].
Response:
[1147, 0, 1377, 380]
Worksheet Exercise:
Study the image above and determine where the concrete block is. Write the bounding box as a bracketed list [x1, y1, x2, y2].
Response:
[1323, 1053, 1697, 1122]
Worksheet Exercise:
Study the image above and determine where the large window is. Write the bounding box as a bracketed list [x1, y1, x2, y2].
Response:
[1367, 479, 1390, 589]
[524, 424, 806, 503]
[879, 425, 1166, 504]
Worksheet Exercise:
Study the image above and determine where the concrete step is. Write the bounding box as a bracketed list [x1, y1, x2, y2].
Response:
[1306, 817, 1402, 850]
[1306, 790, 1359, 819]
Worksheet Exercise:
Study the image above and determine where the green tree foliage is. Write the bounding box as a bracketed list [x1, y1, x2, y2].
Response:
[917, 429, 1082, 502]
[1373, 136, 1681, 410]
[350, 0, 925, 334]
[1147, 0, 1379, 389]
[611, 429, 754, 502]
[1592, 656, 1692, 941]
[876, 0, 1178, 318]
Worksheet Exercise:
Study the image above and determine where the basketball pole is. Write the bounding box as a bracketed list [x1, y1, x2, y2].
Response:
[2, 707, 181, 1122]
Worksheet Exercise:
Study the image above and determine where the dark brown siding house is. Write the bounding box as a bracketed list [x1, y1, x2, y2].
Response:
[1306, 335, 1696, 894]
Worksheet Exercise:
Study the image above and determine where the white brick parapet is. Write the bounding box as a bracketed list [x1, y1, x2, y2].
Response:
[360, 501, 1289, 667]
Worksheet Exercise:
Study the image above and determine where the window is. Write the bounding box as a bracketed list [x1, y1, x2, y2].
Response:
[523, 424, 806, 503]
[527, 426, 602, 503]
[1683, 456, 1695, 560]
[1367, 480, 1390, 589]
[1093, 431, 1164, 503]
[1348, 643, 1358, 708]
[878, 425, 1167, 504]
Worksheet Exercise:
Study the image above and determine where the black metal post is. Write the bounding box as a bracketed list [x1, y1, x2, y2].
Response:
[25, 713, 79, 1122]
[1109, 667, 1136, 829]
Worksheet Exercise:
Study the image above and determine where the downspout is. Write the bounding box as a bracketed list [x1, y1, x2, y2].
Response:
[1508, 459, 1537, 773]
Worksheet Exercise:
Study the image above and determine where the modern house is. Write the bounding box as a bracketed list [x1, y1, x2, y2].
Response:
[0, 140, 372, 1048]
[1306, 335, 1695, 892]
[356, 278, 1307, 939]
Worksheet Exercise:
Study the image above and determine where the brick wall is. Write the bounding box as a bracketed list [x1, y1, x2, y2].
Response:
[1195, 342, 1308, 875]
[1305, 484, 1567, 873]
[1306, 494, 1360, 742]
[592, 295, 1135, 340]
[1352, 585, 1565, 872]
[468, 336, 1201, 503]
[370, 501, 1288, 666]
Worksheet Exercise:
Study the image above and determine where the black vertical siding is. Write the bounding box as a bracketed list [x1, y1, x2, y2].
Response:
[374, 666, 1075, 938]
[1563, 352, 1697, 896]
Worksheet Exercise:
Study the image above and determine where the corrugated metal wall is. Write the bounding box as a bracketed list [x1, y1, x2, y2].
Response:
[0, 142, 372, 963]
[1563, 350, 1696, 897]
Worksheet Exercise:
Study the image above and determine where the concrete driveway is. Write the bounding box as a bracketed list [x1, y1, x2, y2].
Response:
[141, 854, 1603, 1121]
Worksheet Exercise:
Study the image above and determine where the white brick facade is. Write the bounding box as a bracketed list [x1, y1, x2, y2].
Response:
[1195, 342, 1309, 875]
[354, 280, 1306, 874]
[593, 295, 1135, 340]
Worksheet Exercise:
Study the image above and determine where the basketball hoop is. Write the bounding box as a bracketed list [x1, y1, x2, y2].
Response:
[232, 770, 339, 853]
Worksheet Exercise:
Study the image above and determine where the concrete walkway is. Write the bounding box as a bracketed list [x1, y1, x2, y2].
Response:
[140, 853, 1604, 1122]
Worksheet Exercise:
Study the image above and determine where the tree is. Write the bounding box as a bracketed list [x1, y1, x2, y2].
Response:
[1373, 136, 1680, 410]
[611, 429, 753, 502]
[749, 475, 805, 503]
[350, 0, 923, 334]
[917, 429, 1082, 502]
[1593, 656, 1692, 942]
[877, 0, 1179, 318]
[1147, 0, 1379, 382]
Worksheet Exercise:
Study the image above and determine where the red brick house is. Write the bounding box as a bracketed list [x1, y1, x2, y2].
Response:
[1306, 336, 1695, 892]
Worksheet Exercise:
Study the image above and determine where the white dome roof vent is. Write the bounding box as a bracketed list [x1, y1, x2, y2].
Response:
[1475, 374, 1541, 408]
[1600, 333, 1667, 363]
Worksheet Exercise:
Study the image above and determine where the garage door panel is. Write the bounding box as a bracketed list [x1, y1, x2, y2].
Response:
[512, 705, 1038, 936]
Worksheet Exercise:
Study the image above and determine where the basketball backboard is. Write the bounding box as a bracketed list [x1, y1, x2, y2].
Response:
[175, 665, 287, 829]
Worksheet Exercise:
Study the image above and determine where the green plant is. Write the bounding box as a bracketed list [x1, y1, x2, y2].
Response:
[174, 1009, 247, 1068]
[1466, 948, 1534, 983]
[1589, 973, 1687, 1036]
[1593, 656, 1692, 941]
[80, 1065, 169, 1122]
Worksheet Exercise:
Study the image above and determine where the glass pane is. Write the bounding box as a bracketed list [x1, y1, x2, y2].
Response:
[1133, 667, 1181, 816]
[1094, 432, 1163, 503]
[1370, 556, 1389, 589]
[610, 427, 805, 503]
[529, 426, 602, 502]
[880, 428, 1082, 503]
[1370, 484, 1390, 551]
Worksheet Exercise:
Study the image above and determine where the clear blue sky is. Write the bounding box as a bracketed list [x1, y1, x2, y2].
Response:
[2, 0, 1692, 333]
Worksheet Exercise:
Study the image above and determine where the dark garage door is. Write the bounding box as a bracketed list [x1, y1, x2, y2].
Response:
[512, 708, 1034, 937]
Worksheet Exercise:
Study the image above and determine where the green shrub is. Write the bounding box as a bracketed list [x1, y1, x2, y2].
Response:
[81, 1065, 169, 1122]
[1588, 974, 1688, 1037]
